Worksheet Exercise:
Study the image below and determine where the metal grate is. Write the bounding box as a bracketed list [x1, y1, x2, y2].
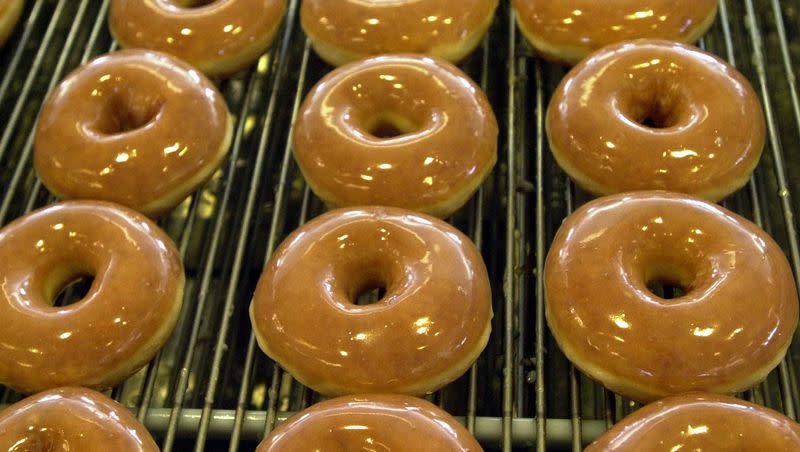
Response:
[1, 1, 799, 450]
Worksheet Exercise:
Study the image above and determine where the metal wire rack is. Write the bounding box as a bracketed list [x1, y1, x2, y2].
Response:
[1, 1, 799, 450]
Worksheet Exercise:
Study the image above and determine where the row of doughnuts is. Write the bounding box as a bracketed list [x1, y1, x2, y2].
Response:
[0, 1, 798, 451]
[0, 1, 500, 450]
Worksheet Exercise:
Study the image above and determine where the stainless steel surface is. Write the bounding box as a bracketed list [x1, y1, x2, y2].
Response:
[1, 1, 799, 450]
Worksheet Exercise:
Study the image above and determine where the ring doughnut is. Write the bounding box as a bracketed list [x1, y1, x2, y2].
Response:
[587, 393, 800, 451]
[0, 0, 23, 47]
[512, 1, 718, 65]
[546, 40, 764, 201]
[34, 49, 233, 217]
[301, 0, 498, 66]
[0, 201, 184, 394]
[293, 54, 498, 218]
[109, 0, 287, 78]
[250, 207, 492, 396]
[257, 394, 482, 451]
[544, 191, 798, 402]
[0, 387, 158, 451]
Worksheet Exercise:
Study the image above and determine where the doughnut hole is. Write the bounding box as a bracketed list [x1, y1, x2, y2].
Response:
[91, 90, 163, 136]
[619, 78, 693, 130]
[163, 0, 219, 7]
[644, 262, 694, 300]
[363, 112, 421, 139]
[346, 71, 437, 141]
[332, 248, 406, 309]
[40, 261, 98, 308]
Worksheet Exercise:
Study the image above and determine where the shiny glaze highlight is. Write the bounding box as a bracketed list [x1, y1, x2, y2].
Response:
[293, 55, 498, 218]
[547, 40, 764, 201]
[0, 387, 159, 452]
[513, 0, 717, 64]
[34, 49, 232, 217]
[301, 0, 498, 66]
[258, 394, 483, 451]
[110, 0, 287, 77]
[587, 393, 800, 451]
[0, 201, 184, 394]
[250, 207, 492, 396]
[0, 0, 23, 47]
[544, 192, 798, 402]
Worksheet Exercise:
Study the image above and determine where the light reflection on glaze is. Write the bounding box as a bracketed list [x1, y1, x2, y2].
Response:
[0, 387, 159, 452]
[293, 55, 498, 218]
[34, 50, 232, 217]
[586, 393, 800, 451]
[249, 207, 492, 396]
[512, 0, 717, 64]
[109, 0, 287, 77]
[544, 192, 798, 402]
[0, 202, 184, 394]
[546, 40, 765, 201]
[301, 0, 498, 65]
[257, 394, 482, 451]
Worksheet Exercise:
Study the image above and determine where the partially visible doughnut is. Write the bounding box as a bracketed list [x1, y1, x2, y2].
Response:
[34, 49, 232, 217]
[512, 0, 717, 65]
[587, 393, 800, 451]
[0, 387, 159, 452]
[545, 191, 798, 402]
[109, 0, 287, 77]
[0, 0, 23, 47]
[0, 201, 184, 394]
[257, 394, 483, 451]
[301, 0, 498, 66]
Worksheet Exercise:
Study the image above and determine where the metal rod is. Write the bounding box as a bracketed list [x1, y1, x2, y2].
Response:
[533, 58, 547, 452]
[502, 7, 519, 451]
[231, 38, 313, 450]
[740, 0, 799, 421]
[193, 2, 301, 449]
[0, 0, 46, 107]
[161, 66, 268, 452]
[0, 0, 68, 166]
[466, 30, 492, 436]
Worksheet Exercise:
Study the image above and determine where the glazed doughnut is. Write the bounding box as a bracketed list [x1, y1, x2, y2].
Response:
[0, 387, 159, 452]
[587, 393, 800, 451]
[544, 191, 798, 403]
[293, 54, 498, 218]
[257, 394, 482, 451]
[109, 0, 287, 78]
[0, 201, 184, 394]
[34, 49, 233, 217]
[512, 0, 717, 65]
[301, 0, 498, 66]
[547, 40, 765, 201]
[250, 207, 492, 396]
[0, 0, 23, 47]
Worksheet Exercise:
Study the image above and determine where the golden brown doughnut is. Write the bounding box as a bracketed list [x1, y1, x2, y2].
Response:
[544, 191, 798, 403]
[257, 394, 483, 451]
[512, 0, 717, 65]
[0, 387, 159, 452]
[293, 54, 498, 218]
[301, 0, 498, 66]
[0, 0, 23, 47]
[250, 207, 492, 396]
[587, 393, 800, 451]
[34, 49, 233, 217]
[109, 0, 287, 78]
[0, 201, 184, 394]
[547, 40, 765, 201]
